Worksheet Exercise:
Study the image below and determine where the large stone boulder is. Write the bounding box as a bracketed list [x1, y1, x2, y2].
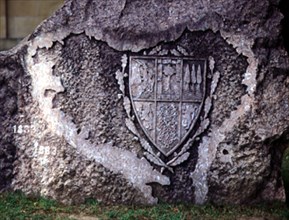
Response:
[0, 0, 289, 205]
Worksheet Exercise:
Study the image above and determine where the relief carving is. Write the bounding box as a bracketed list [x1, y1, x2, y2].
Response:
[129, 55, 206, 157]
[115, 47, 219, 172]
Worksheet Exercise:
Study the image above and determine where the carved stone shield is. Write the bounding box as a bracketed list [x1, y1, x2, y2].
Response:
[129, 56, 206, 156]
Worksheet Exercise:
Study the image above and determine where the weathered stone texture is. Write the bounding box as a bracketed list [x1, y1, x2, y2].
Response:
[52, 35, 141, 153]
[0, 51, 26, 191]
[0, 0, 289, 205]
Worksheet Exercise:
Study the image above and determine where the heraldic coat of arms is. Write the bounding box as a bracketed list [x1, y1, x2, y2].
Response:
[129, 56, 207, 160]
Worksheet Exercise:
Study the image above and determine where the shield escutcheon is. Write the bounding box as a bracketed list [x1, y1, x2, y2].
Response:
[129, 56, 206, 157]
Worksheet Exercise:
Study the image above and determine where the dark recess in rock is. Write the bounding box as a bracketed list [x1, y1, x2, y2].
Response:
[279, 0, 289, 53]
[0, 50, 27, 192]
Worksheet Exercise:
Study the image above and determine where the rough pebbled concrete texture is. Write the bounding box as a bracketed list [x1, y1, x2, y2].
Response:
[0, 0, 289, 205]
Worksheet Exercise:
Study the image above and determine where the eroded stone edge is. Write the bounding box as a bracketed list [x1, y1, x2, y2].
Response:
[191, 32, 258, 204]
[25, 38, 170, 204]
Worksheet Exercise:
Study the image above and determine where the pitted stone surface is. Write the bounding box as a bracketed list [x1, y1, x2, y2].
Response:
[0, 0, 289, 205]
[52, 35, 141, 153]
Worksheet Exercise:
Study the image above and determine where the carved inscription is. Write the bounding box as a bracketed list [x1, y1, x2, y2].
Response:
[130, 56, 206, 156]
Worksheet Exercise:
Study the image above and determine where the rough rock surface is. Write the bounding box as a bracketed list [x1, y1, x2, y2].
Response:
[0, 0, 289, 205]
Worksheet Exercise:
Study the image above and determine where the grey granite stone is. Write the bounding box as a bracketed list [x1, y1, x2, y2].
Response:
[0, 0, 288, 205]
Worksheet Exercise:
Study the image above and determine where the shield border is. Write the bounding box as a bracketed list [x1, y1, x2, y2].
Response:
[129, 55, 207, 157]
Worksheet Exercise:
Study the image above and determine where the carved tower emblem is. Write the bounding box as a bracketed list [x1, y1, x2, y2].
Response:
[129, 56, 207, 156]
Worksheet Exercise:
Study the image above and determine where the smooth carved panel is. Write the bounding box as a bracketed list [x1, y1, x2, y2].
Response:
[130, 58, 155, 99]
[157, 59, 181, 100]
[129, 56, 206, 156]
[182, 60, 205, 101]
[181, 103, 199, 137]
[134, 101, 155, 142]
